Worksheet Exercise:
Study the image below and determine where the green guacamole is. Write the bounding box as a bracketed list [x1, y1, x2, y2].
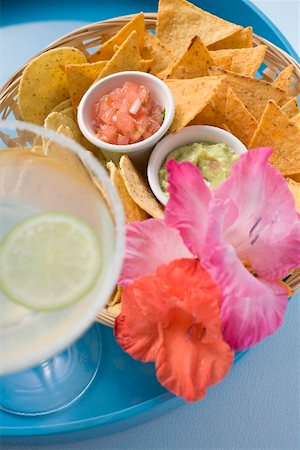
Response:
[159, 141, 239, 192]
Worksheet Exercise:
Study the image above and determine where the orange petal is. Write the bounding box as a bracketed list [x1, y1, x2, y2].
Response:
[155, 307, 234, 402]
[114, 313, 159, 362]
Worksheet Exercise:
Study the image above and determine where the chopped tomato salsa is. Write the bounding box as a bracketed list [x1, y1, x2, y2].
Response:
[92, 82, 164, 145]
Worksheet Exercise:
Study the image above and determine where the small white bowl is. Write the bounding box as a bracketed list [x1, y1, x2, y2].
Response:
[77, 71, 175, 168]
[147, 125, 248, 205]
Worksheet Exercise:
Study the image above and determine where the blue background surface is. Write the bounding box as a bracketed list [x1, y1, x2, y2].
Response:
[1, 1, 300, 449]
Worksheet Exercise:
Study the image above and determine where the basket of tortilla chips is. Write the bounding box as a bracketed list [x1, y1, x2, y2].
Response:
[0, 0, 299, 328]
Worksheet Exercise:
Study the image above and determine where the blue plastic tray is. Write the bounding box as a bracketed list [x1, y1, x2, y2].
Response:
[0, 0, 298, 444]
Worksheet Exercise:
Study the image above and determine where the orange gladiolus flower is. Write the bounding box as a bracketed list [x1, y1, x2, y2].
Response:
[115, 258, 233, 402]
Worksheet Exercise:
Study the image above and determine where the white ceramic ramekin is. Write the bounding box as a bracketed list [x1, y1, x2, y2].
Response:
[77, 71, 175, 168]
[147, 125, 248, 205]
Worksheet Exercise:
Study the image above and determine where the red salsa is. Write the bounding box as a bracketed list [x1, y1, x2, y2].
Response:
[92, 82, 164, 145]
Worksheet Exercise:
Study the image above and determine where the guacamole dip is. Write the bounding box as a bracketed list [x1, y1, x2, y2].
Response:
[159, 141, 239, 192]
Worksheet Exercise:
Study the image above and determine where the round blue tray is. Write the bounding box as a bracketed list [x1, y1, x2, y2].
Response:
[0, 0, 298, 444]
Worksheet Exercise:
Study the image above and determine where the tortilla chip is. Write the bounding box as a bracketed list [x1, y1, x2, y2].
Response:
[44, 111, 81, 143]
[60, 106, 75, 120]
[43, 124, 89, 179]
[189, 98, 225, 127]
[225, 88, 257, 147]
[208, 66, 286, 120]
[291, 112, 300, 128]
[221, 123, 232, 133]
[273, 65, 294, 92]
[141, 32, 175, 77]
[89, 13, 145, 62]
[207, 26, 253, 50]
[281, 96, 299, 118]
[165, 76, 225, 132]
[249, 100, 300, 177]
[165, 35, 214, 79]
[107, 161, 149, 223]
[107, 302, 121, 316]
[286, 178, 300, 213]
[50, 99, 72, 113]
[33, 135, 43, 146]
[96, 31, 143, 81]
[157, 0, 241, 57]
[119, 155, 164, 219]
[42, 109, 100, 158]
[31, 145, 44, 155]
[210, 45, 267, 77]
[107, 285, 122, 307]
[65, 61, 107, 111]
[18, 47, 87, 124]
[209, 53, 232, 70]
[140, 59, 153, 72]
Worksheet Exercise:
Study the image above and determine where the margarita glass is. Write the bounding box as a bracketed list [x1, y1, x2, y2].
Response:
[0, 120, 125, 415]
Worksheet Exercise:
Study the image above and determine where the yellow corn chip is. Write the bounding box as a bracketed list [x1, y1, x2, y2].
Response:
[107, 161, 149, 224]
[107, 302, 121, 316]
[225, 88, 257, 147]
[166, 76, 225, 132]
[165, 36, 214, 79]
[107, 285, 122, 307]
[210, 45, 267, 77]
[60, 106, 75, 120]
[65, 61, 107, 111]
[273, 65, 294, 92]
[157, 0, 241, 57]
[210, 53, 232, 70]
[44, 111, 81, 143]
[32, 135, 43, 146]
[44, 124, 88, 179]
[89, 13, 145, 62]
[291, 112, 300, 128]
[286, 178, 300, 213]
[18, 47, 87, 125]
[281, 96, 299, 118]
[96, 31, 143, 81]
[207, 26, 253, 50]
[31, 145, 44, 156]
[249, 100, 300, 176]
[141, 32, 175, 77]
[140, 59, 153, 72]
[119, 155, 164, 219]
[50, 99, 72, 113]
[221, 123, 232, 133]
[208, 66, 286, 120]
[190, 101, 225, 127]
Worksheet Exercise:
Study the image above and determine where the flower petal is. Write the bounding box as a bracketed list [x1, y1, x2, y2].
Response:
[114, 287, 159, 362]
[155, 306, 233, 402]
[203, 200, 289, 350]
[118, 219, 192, 287]
[215, 147, 300, 279]
[165, 160, 212, 256]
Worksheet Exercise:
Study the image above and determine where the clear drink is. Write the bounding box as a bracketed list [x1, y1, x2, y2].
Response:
[0, 120, 125, 415]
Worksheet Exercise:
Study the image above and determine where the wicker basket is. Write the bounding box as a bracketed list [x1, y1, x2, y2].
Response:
[0, 13, 299, 327]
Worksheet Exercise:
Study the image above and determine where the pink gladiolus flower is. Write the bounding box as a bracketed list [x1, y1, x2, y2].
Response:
[165, 147, 300, 350]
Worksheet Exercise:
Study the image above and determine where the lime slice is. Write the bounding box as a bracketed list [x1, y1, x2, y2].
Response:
[0, 212, 102, 311]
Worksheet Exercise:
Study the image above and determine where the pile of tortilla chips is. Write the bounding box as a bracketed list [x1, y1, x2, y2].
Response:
[15, 0, 300, 314]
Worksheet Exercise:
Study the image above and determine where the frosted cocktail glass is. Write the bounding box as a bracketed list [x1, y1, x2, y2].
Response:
[0, 120, 125, 415]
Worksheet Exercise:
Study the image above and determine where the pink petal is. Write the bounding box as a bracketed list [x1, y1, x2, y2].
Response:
[165, 160, 212, 256]
[118, 219, 192, 287]
[203, 200, 289, 350]
[155, 306, 233, 401]
[215, 147, 300, 279]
